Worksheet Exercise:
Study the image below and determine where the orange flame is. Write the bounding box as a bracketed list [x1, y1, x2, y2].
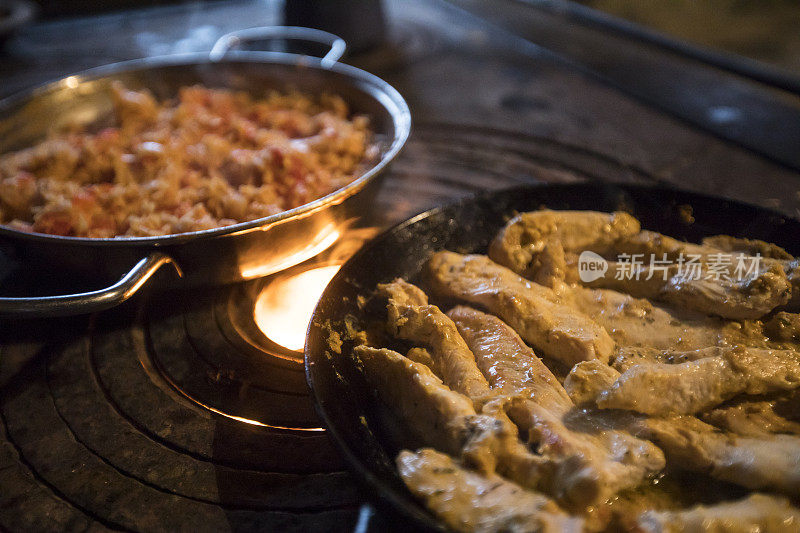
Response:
[254, 264, 341, 352]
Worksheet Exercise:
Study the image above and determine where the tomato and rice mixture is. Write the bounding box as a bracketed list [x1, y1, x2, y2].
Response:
[0, 82, 377, 237]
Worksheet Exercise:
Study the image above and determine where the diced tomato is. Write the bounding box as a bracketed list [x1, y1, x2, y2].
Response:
[34, 211, 73, 236]
[97, 127, 120, 144]
[71, 189, 97, 211]
[268, 147, 284, 168]
[89, 213, 117, 237]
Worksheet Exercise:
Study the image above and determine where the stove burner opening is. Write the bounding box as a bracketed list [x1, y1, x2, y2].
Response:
[137, 227, 376, 431]
[254, 264, 341, 352]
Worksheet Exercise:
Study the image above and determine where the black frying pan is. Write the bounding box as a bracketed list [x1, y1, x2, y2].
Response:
[305, 183, 800, 530]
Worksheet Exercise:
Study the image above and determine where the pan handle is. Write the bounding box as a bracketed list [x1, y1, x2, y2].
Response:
[0, 253, 182, 318]
[210, 26, 347, 67]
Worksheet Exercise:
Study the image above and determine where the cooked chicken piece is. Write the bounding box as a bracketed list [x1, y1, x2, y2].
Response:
[565, 285, 753, 352]
[406, 346, 438, 372]
[579, 259, 791, 320]
[702, 235, 794, 260]
[449, 306, 665, 507]
[598, 346, 800, 416]
[355, 345, 477, 458]
[611, 229, 718, 260]
[611, 347, 670, 371]
[646, 233, 800, 315]
[354, 346, 548, 480]
[663, 263, 790, 320]
[377, 279, 491, 401]
[447, 305, 569, 404]
[397, 448, 582, 533]
[520, 241, 569, 288]
[489, 210, 640, 279]
[379, 275, 428, 306]
[503, 396, 666, 508]
[765, 312, 800, 343]
[617, 230, 790, 263]
[564, 359, 621, 405]
[513, 219, 795, 320]
[703, 392, 800, 438]
[638, 493, 800, 533]
[612, 346, 730, 372]
[784, 260, 800, 311]
[639, 416, 800, 496]
[428, 251, 614, 365]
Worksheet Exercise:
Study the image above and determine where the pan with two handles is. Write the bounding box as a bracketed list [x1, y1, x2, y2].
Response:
[0, 26, 411, 317]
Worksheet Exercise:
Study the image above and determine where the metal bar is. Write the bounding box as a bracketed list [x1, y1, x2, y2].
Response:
[513, 0, 800, 95]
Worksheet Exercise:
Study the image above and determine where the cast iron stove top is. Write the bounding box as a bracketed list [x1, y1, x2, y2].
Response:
[0, 123, 674, 531]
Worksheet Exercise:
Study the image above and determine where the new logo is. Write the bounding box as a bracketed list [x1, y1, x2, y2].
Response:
[578, 251, 608, 282]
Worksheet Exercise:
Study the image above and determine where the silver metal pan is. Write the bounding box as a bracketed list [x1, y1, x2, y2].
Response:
[0, 26, 411, 317]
